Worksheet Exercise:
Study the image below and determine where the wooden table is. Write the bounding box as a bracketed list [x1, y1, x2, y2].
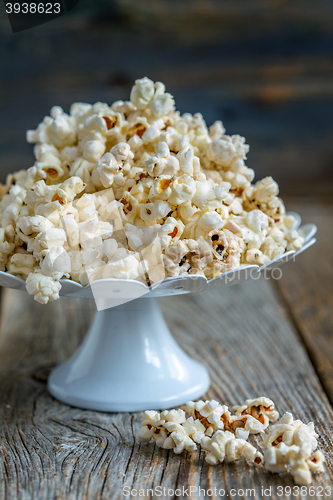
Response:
[0, 197, 331, 499]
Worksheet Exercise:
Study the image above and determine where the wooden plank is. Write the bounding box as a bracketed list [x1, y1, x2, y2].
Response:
[0, 276, 332, 499]
[276, 198, 333, 405]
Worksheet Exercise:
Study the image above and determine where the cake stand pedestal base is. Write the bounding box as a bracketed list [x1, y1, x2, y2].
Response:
[48, 297, 210, 412]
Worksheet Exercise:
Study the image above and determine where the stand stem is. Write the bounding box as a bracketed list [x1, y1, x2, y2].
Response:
[48, 297, 210, 412]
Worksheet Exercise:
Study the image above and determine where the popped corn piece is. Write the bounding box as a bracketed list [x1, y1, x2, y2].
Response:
[158, 217, 184, 248]
[264, 443, 301, 473]
[130, 77, 174, 117]
[201, 430, 235, 465]
[198, 211, 225, 232]
[136, 408, 195, 453]
[184, 399, 263, 439]
[263, 412, 318, 452]
[186, 400, 228, 436]
[209, 120, 225, 140]
[35, 228, 67, 251]
[182, 417, 206, 444]
[264, 441, 324, 486]
[168, 175, 196, 206]
[163, 422, 197, 454]
[160, 409, 186, 424]
[246, 210, 269, 234]
[232, 397, 279, 431]
[225, 438, 263, 465]
[40, 246, 71, 279]
[307, 450, 325, 473]
[289, 442, 315, 486]
[7, 253, 37, 279]
[25, 272, 62, 304]
[262, 413, 324, 486]
[96, 152, 121, 188]
[136, 410, 162, 443]
[205, 136, 249, 169]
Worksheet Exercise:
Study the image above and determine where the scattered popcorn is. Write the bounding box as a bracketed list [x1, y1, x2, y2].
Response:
[0, 78, 304, 302]
[136, 398, 325, 487]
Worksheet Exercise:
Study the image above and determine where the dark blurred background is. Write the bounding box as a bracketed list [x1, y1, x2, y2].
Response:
[0, 0, 333, 197]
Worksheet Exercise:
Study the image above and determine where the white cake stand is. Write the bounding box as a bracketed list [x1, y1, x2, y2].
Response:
[0, 214, 316, 412]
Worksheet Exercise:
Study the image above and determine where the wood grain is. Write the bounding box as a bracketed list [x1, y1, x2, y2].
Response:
[0, 276, 332, 499]
[276, 198, 333, 405]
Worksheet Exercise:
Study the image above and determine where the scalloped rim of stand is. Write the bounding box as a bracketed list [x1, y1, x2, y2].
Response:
[0, 216, 317, 299]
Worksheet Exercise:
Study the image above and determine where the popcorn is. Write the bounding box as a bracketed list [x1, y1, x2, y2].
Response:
[263, 412, 318, 452]
[198, 211, 225, 232]
[60, 146, 79, 165]
[201, 430, 263, 466]
[0, 77, 304, 302]
[307, 450, 325, 473]
[153, 175, 173, 200]
[264, 442, 324, 486]
[102, 253, 145, 280]
[162, 422, 197, 454]
[8, 253, 37, 279]
[191, 182, 217, 210]
[40, 246, 71, 279]
[254, 176, 279, 203]
[31, 108, 77, 149]
[205, 136, 249, 169]
[182, 417, 206, 444]
[186, 400, 228, 436]
[136, 408, 195, 454]
[153, 200, 171, 219]
[130, 78, 156, 111]
[264, 443, 302, 473]
[232, 397, 279, 431]
[135, 398, 325, 486]
[168, 175, 196, 205]
[263, 413, 323, 485]
[246, 210, 269, 234]
[35, 228, 67, 250]
[136, 410, 164, 443]
[25, 272, 62, 304]
[158, 217, 184, 248]
[130, 77, 174, 117]
[178, 148, 200, 177]
[185, 399, 266, 441]
[163, 239, 192, 276]
[201, 430, 235, 465]
[225, 438, 263, 465]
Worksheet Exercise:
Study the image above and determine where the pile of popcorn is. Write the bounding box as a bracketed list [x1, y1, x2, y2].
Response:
[0, 77, 304, 303]
[136, 397, 325, 486]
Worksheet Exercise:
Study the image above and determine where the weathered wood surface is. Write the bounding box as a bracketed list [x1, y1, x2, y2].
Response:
[277, 198, 333, 405]
[0, 274, 332, 499]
